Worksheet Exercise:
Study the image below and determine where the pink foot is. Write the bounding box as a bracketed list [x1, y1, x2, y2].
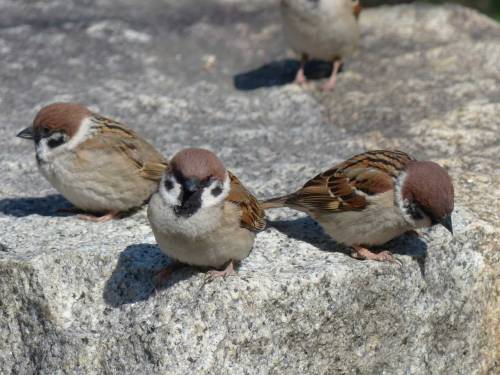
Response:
[206, 260, 237, 280]
[321, 60, 342, 91]
[77, 210, 121, 222]
[352, 245, 402, 266]
[294, 67, 307, 86]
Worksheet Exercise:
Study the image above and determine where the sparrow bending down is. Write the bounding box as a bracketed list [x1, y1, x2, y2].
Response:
[147, 148, 266, 282]
[17, 103, 168, 222]
[281, 0, 361, 90]
[263, 150, 454, 263]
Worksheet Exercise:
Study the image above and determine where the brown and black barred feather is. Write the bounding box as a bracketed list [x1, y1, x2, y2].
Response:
[86, 114, 168, 181]
[262, 150, 414, 215]
[227, 172, 266, 232]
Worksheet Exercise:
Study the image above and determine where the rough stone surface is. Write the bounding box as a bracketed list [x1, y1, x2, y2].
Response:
[0, 1, 498, 374]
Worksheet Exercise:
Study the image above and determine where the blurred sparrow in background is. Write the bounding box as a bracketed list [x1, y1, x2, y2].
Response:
[281, 0, 362, 90]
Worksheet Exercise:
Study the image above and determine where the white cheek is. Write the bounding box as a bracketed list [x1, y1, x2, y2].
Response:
[200, 176, 230, 209]
[159, 175, 181, 207]
[36, 138, 53, 162]
[36, 133, 69, 162]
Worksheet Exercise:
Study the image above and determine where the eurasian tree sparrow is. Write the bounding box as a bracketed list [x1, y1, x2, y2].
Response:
[281, 0, 361, 90]
[147, 148, 266, 281]
[263, 150, 454, 262]
[17, 102, 168, 222]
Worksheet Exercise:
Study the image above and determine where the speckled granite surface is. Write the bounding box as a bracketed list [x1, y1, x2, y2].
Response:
[0, 1, 498, 374]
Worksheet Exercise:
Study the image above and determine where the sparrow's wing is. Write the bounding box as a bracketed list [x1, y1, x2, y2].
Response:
[81, 115, 168, 181]
[226, 171, 266, 232]
[285, 150, 414, 214]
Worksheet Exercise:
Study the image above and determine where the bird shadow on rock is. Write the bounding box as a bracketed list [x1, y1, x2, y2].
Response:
[0, 194, 73, 217]
[268, 217, 428, 274]
[233, 59, 339, 91]
[103, 243, 198, 307]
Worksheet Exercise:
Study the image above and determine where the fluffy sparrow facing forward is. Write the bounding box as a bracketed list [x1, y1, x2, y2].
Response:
[148, 148, 266, 282]
[263, 150, 454, 263]
[281, 0, 361, 90]
[17, 102, 168, 222]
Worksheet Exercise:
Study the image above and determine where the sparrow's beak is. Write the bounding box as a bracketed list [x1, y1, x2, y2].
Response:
[184, 178, 200, 193]
[17, 127, 34, 140]
[440, 215, 453, 235]
[181, 178, 201, 203]
[353, 4, 362, 19]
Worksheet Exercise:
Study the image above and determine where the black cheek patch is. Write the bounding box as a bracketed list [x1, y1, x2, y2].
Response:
[164, 179, 174, 190]
[211, 186, 222, 197]
[408, 202, 424, 221]
[47, 135, 66, 148]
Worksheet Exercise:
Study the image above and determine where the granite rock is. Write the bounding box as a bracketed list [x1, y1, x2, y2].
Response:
[0, 1, 498, 374]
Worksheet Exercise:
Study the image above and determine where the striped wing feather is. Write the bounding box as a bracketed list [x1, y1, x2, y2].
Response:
[227, 172, 266, 232]
[84, 115, 168, 181]
[285, 150, 414, 214]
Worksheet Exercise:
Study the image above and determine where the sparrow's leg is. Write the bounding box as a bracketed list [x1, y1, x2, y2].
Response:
[153, 261, 184, 287]
[206, 260, 237, 279]
[77, 210, 121, 222]
[351, 245, 402, 266]
[294, 53, 308, 85]
[321, 60, 342, 91]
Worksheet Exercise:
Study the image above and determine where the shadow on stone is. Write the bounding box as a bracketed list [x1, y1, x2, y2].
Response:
[269, 216, 428, 269]
[382, 233, 428, 276]
[0, 194, 72, 217]
[233, 59, 337, 90]
[103, 243, 197, 307]
[268, 216, 350, 255]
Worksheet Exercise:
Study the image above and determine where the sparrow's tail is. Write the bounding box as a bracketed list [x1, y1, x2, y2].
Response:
[261, 195, 292, 210]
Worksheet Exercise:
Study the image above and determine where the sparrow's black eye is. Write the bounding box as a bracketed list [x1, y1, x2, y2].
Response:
[164, 178, 174, 190]
[211, 186, 222, 197]
[41, 127, 51, 136]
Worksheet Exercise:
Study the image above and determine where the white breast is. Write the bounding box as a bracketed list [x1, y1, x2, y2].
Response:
[147, 193, 255, 268]
[316, 191, 412, 247]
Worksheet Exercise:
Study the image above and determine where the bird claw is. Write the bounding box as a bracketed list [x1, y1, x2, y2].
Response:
[352, 246, 402, 267]
[77, 211, 120, 222]
[204, 260, 237, 282]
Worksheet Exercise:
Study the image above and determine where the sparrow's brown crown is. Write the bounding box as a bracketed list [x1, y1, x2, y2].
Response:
[33, 102, 92, 137]
[170, 148, 226, 183]
[402, 161, 454, 224]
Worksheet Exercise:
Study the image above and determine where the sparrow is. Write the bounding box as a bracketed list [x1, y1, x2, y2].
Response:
[263, 150, 454, 263]
[16, 102, 168, 222]
[147, 148, 266, 282]
[281, 0, 362, 90]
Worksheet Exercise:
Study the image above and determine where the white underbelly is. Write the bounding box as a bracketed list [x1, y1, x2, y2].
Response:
[39, 155, 154, 213]
[148, 194, 255, 268]
[282, 8, 359, 61]
[316, 193, 412, 247]
[154, 230, 254, 268]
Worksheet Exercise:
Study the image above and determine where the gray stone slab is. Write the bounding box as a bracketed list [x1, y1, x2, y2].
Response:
[0, 1, 498, 374]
